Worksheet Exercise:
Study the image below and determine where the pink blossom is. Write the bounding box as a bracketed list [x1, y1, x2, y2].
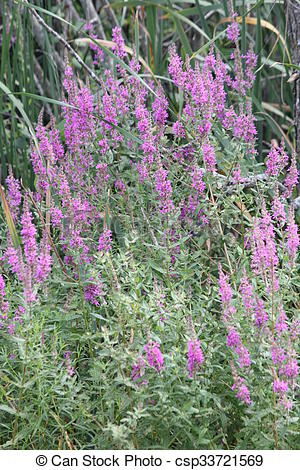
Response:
[271, 186, 286, 226]
[112, 26, 127, 59]
[168, 44, 186, 87]
[227, 16, 239, 43]
[275, 306, 288, 335]
[6, 173, 21, 221]
[242, 48, 257, 89]
[202, 140, 216, 172]
[283, 358, 299, 379]
[173, 120, 185, 138]
[191, 166, 205, 195]
[265, 141, 288, 177]
[284, 152, 299, 197]
[227, 328, 240, 348]
[50, 206, 63, 228]
[236, 344, 251, 368]
[115, 179, 126, 195]
[233, 111, 257, 144]
[273, 379, 288, 394]
[232, 372, 251, 405]
[155, 166, 174, 214]
[0, 274, 9, 316]
[63, 350, 75, 377]
[218, 265, 236, 321]
[98, 229, 112, 254]
[285, 207, 299, 266]
[152, 85, 168, 128]
[84, 277, 104, 306]
[187, 339, 204, 377]
[251, 206, 279, 289]
[240, 270, 254, 315]
[271, 344, 286, 365]
[254, 298, 268, 327]
[21, 198, 37, 268]
[144, 341, 164, 372]
[5, 245, 24, 280]
[222, 106, 236, 129]
[35, 231, 52, 283]
[131, 355, 146, 384]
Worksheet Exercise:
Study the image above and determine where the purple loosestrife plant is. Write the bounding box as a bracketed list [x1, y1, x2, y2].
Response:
[1, 22, 299, 450]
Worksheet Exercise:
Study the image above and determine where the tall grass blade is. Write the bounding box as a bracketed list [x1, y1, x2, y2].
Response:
[0, 185, 20, 249]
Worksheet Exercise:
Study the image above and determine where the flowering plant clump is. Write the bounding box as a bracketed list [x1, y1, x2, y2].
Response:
[0, 21, 299, 451]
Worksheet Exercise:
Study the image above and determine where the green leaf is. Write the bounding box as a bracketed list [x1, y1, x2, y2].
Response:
[148, 260, 165, 274]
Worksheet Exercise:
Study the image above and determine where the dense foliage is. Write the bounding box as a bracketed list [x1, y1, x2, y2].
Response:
[0, 2, 299, 451]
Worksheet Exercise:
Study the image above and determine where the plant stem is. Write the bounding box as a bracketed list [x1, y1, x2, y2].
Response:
[11, 329, 29, 449]
[77, 265, 93, 359]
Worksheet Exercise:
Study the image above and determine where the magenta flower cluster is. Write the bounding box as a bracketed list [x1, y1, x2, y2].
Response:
[0, 274, 25, 335]
[187, 339, 204, 378]
[5, 195, 52, 304]
[218, 194, 299, 408]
